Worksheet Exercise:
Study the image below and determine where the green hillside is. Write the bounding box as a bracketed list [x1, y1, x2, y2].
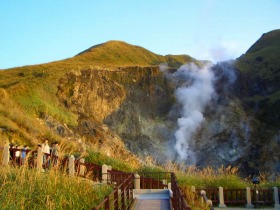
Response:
[75, 40, 165, 66]
[236, 29, 280, 78]
[0, 40, 196, 148]
[235, 29, 280, 128]
[73, 40, 198, 68]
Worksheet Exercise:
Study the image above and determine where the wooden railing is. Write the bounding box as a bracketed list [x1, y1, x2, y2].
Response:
[77, 161, 102, 181]
[251, 188, 274, 205]
[92, 174, 134, 210]
[4, 147, 192, 210]
[94, 172, 192, 210]
[224, 189, 246, 205]
[138, 172, 170, 189]
[171, 173, 191, 210]
[197, 188, 275, 207]
[196, 188, 219, 205]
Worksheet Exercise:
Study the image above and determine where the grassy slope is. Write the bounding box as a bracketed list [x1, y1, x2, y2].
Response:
[235, 29, 280, 128]
[74, 40, 199, 68]
[236, 29, 280, 77]
[0, 40, 196, 146]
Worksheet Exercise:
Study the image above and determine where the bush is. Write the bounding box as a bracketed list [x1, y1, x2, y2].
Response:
[85, 150, 136, 172]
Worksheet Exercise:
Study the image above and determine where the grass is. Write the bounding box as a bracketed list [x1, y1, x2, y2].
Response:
[1, 150, 280, 210]
[163, 164, 280, 189]
[85, 149, 139, 172]
[174, 165, 247, 189]
[0, 166, 112, 210]
[180, 186, 211, 210]
[0, 40, 199, 148]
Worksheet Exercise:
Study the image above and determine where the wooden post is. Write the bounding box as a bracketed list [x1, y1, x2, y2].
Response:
[107, 165, 112, 183]
[134, 174, 140, 189]
[200, 190, 206, 205]
[273, 187, 280, 209]
[37, 147, 43, 171]
[121, 184, 125, 210]
[102, 164, 108, 184]
[191, 186, 196, 205]
[2, 143, 10, 166]
[246, 187, 254, 208]
[69, 155, 75, 177]
[105, 195, 110, 210]
[168, 183, 172, 190]
[79, 158, 85, 176]
[163, 179, 167, 189]
[218, 187, 226, 207]
[114, 189, 119, 210]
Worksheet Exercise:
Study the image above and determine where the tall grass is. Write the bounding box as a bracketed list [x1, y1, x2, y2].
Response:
[85, 150, 138, 172]
[177, 165, 248, 189]
[180, 186, 211, 210]
[0, 166, 112, 210]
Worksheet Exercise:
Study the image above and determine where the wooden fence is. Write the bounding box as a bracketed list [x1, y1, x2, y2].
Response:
[91, 174, 134, 210]
[171, 173, 192, 210]
[195, 187, 279, 208]
[138, 172, 170, 189]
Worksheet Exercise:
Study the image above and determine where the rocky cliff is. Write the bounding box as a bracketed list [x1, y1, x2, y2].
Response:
[57, 66, 175, 162]
[1, 32, 280, 176]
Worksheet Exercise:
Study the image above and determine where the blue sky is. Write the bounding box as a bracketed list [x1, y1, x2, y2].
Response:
[0, 0, 279, 69]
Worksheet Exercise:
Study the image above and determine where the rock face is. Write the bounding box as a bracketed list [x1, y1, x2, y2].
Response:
[55, 31, 280, 175]
[56, 39, 280, 176]
[2, 36, 279, 175]
[57, 66, 175, 162]
[233, 29, 280, 175]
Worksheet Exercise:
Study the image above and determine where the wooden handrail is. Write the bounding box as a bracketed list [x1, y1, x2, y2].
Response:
[92, 174, 134, 210]
[138, 172, 171, 189]
[5, 148, 192, 209]
[171, 173, 191, 210]
[196, 188, 275, 207]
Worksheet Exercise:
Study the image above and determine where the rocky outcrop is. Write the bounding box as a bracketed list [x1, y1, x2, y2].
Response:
[57, 66, 175, 162]
[54, 32, 280, 175]
[56, 59, 280, 176]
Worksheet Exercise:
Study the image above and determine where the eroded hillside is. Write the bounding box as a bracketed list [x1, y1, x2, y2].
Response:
[57, 66, 175, 161]
[0, 33, 280, 175]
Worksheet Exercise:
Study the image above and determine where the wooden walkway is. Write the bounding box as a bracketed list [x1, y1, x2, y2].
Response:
[133, 199, 170, 210]
[132, 189, 171, 210]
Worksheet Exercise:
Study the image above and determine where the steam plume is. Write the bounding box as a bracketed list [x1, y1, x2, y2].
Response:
[171, 63, 215, 162]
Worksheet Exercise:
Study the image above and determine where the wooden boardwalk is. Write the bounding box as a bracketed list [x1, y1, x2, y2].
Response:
[133, 199, 171, 210]
[132, 189, 171, 210]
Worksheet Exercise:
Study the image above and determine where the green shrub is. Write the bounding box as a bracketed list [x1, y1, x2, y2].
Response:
[85, 150, 136, 172]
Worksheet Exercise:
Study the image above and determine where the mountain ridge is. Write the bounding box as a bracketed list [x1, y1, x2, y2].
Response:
[72, 40, 199, 68]
[0, 30, 280, 175]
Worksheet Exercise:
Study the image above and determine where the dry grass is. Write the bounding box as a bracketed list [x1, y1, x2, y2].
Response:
[0, 166, 112, 210]
[180, 186, 212, 210]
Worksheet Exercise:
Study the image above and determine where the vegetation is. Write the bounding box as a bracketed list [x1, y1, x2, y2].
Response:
[0, 40, 197, 148]
[233, 29, 280, 133]
[0, 34, 280, 209]
[85, 150, 138, 172]
[177, 166, 248, 189]
[0, 148, 279, 209]
[0, 167, 112, 210]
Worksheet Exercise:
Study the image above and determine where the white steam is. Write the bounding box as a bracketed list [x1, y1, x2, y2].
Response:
[172, 63, 215, 162]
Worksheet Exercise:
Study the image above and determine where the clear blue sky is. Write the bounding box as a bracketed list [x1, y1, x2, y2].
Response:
[1, 0, 279, 69]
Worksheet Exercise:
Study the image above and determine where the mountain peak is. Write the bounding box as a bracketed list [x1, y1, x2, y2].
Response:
[76, 40, 132, 56]
[246, 29, 280, 53]
[72, 40, 197, 68]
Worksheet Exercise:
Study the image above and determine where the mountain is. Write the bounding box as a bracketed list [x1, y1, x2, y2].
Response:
[231, 29, 280, 174]
[73, 40, 198, 68]
[0, 33, 280, 176]
[0, 40, 198, 167]
[192, 30, 280, 175]
[235, 30, 280, 129]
